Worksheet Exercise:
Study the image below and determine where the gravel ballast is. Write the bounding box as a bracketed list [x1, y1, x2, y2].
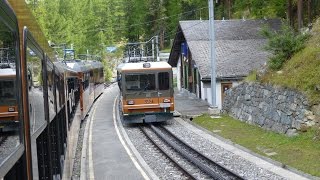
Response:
[123, 120, 288, 180]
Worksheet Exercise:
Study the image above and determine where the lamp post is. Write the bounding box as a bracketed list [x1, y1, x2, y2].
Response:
[208, 0, 219, 114]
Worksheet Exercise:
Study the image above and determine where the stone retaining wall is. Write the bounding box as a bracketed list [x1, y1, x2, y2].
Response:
[222, 82, 318, 135]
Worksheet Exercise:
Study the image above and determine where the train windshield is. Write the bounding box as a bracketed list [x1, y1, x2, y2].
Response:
[125, 74, 155, 91]
[0, 79, 16, 105]
[158, 72, 170, 90]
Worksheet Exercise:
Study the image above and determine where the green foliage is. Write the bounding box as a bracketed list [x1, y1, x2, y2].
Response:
[30, 0, 320, 84]
[32, 0, 126, 56]
[244, 70, 258, 82]
[232, 0, 287, 19]
[31, 0, 320, 55]
[173, 76, 177, 88]
[261, 24, 310, 70]
[261, 18, 320, 104]
[104, 67, 113, 82]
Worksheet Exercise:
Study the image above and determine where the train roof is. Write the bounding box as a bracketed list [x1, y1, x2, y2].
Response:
[65, 59, 91, 72]
[54, 61, 78, 75]
[117, 61, 172, 72]
[87, 60, 103, 69]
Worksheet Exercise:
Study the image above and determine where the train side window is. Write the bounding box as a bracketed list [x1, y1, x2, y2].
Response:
[47, 60, 55, 121]
[158, 72, 169, 90]
[100, 69, 104, 82]
[83, 73, 89, 90]
[0, 14, 21, 165]
[26, 44, 45, 134]
[55, 74, 60, 108]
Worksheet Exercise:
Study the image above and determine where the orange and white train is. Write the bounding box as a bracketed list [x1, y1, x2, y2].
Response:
[117, 61, 174, 123]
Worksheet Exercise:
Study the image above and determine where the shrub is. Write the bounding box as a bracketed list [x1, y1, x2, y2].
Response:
[261, 23, 310, 70]
[245, 70, 258, 82]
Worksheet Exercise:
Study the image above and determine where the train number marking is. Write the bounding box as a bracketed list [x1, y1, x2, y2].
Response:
[144, 99, 153, 104]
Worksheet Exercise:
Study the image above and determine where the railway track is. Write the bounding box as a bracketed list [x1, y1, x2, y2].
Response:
[140, 125, 197, 180]
[140, 124, 244, 180]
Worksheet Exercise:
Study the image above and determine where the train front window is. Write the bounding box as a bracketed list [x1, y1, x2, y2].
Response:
[158, 72, 170, 90]
[125, 74, 155, 91]
[0, 79, 16, 105]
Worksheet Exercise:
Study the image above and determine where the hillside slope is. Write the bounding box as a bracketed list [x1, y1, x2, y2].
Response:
[262, 19, 320, 104]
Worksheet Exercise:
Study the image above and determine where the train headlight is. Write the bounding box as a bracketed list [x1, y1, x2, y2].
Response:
[163, 99, 171, 103]
[127, 100, 135, 105]
[8, 107, 15, 112]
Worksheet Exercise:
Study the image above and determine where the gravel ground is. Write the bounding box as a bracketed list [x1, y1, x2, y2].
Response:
[71, 117, 87, 180]
[143, 126, 215, 179]
[0, 135, 19, 164]
[124, 123, 190, 180]
[124, 119, 287, 180]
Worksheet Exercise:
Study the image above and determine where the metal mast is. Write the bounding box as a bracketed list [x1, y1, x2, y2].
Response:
[209, 0, 217, 107]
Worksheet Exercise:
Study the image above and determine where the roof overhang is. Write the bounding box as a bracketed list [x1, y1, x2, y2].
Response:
[201, 76, 246, 82]
[168, 25, 185, 67]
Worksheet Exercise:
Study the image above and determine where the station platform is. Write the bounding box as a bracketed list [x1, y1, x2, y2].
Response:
[174, 88, 210, 118]
[80, 84, 151, 180]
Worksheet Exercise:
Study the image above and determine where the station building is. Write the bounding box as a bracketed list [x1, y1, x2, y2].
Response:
[168, 19, 281, 109]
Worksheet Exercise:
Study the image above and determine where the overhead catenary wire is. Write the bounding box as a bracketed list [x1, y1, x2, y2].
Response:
[57, 6, 210, 55]
[124, 19, 210, 60]
[88, 6, 208, 33]
[154, 17, 210, 44]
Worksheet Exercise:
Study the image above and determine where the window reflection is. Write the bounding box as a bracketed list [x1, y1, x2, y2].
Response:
[47, 62, 55, 121]
[0, 19, 21, 164]
[125, 74, 156, 91]
[26, 47, 45, 134]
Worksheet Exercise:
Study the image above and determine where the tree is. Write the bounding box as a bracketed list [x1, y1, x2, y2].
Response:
[297, 0, 303, 29]
[124, 0, 148, 42]
[31, 0, 320, 54]
[287, 0, 294, 26]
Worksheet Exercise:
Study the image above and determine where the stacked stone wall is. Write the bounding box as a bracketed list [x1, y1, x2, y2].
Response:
[222, 82, 318, 135]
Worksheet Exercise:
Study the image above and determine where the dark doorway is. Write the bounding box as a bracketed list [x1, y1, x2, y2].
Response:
[221, 82, 232, 103]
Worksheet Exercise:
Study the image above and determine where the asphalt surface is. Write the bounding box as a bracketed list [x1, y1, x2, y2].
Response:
[174, 88, 210, 117]
[86, 84, 144, 180]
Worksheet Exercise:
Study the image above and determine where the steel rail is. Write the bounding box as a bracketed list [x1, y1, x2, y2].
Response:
[151, 125, 244, 180]
[139, 126, 197, 180]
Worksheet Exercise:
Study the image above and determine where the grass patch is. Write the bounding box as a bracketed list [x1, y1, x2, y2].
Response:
[244, 70, 258, 82]
[193, 114, 320, 177]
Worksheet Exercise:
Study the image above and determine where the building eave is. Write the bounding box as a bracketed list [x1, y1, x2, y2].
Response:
[201, 76, 246, 82]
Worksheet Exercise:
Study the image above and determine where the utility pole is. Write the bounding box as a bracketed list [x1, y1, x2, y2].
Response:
[156, 36, 160, 61]
[208, 0, 219, 114]
[152, 38, 155, 61]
